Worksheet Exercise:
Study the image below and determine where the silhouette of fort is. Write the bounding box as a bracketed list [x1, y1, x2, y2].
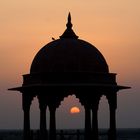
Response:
[9, 13, 130, 140]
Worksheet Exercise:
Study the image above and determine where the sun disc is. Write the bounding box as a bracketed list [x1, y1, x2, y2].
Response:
[70, 106, 80, 114]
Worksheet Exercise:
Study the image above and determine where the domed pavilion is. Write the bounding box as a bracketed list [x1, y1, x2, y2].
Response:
[9, 13, 130, 140]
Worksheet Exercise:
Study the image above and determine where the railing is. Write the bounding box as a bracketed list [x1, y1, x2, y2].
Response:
[56, 129, 84, 140]
[31, 129, 84, 140]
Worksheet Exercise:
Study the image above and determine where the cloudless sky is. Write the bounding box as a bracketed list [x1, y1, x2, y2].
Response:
[0, 0, 140, 129]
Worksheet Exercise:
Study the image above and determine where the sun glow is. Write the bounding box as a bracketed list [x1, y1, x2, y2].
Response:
[70, 106, 80, 114]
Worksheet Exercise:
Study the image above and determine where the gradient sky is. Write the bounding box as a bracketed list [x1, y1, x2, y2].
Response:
[0, 0, 140, 129]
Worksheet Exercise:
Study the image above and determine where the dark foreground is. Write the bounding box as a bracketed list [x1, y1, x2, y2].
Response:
[0, 129, 140, 140]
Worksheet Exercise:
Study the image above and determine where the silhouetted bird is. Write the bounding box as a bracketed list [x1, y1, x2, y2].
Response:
[52, 37, 55, 40]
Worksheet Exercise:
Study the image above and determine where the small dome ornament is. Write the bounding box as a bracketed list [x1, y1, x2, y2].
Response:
[60, 13, 79, 39]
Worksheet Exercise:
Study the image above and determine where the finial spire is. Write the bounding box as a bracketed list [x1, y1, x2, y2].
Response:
[66, 12, 72, 29]
[60, 12, 78, 39]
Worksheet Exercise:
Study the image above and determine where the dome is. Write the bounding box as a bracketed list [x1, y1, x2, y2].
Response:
[30, 13, 109, 74]
[30, 39, 109, 73]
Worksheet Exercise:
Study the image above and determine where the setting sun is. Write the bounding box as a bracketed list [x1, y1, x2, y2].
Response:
[70, 106, 80, 114]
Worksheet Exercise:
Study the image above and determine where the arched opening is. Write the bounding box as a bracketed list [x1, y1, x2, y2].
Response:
[56, 94, 84, 130]
[30, 97, 40, 130]
[98, 95, 109, 130]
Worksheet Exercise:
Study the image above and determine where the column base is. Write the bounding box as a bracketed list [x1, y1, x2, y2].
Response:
[39, 130, 48, 140]
[108, 129, 117, 140]
[91, 131, 99, 140]
[23, 130, 32, 140]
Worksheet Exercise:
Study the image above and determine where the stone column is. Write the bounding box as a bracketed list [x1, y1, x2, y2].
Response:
[38, 96, 48, 140]
[108, 106, 116, 140]
[49, 105, 56, 140]
[84, 105, 91, 140]
[22, 93, 33, 140]
[107, 93, 117, 140]
[91, 105, 99, 140]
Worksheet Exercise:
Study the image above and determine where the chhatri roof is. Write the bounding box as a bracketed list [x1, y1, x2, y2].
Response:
[8, 13, 131, 92]
[30, 13, 109, 74]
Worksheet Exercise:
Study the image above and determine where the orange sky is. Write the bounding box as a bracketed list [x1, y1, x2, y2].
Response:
[0, 0, 140, 129]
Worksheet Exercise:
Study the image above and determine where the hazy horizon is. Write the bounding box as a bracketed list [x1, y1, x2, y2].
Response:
[0, 0, 140, 129]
